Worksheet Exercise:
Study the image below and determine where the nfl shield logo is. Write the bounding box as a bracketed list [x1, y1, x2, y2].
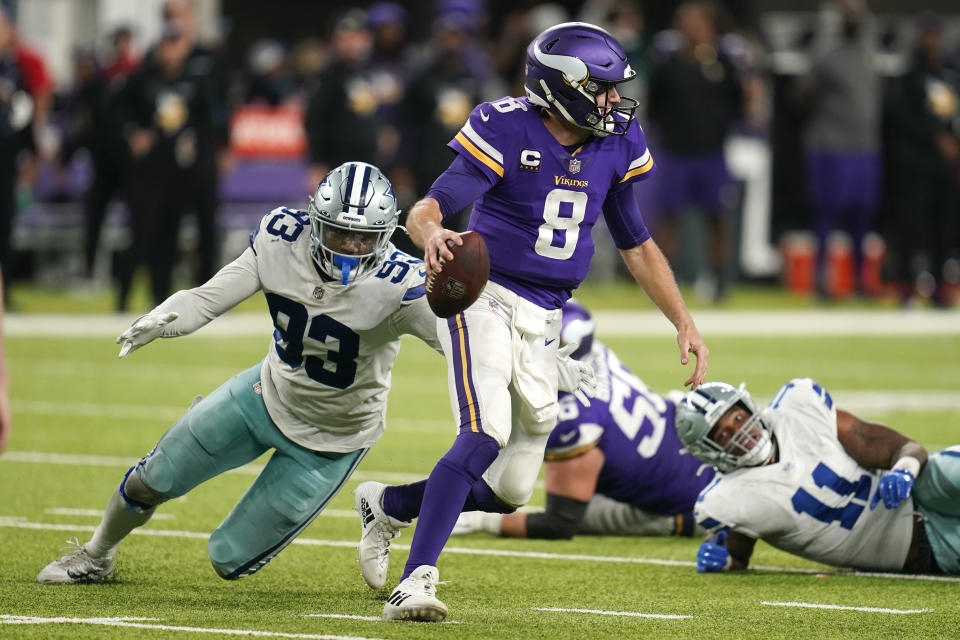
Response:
[568, 158, 581, 174]
[312, 286, 324, 301]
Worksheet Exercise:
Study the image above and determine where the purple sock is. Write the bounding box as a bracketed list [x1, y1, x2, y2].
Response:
[463, 479, 516, 514]
[382, 481, 427, 523]
[401, 431, 498, 580]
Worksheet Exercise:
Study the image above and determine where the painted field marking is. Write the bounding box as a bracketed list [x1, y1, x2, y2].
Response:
[5, 517, 959, 583]
[761, 601, 933, 614]
[44, 507, 174, 520]
[0, 615, 392, 639]
[12, 401, 454, 433]
[1, 451, 428, 484]
[10, 310, 960, 337]
[304, 614, 461, 624]
[536, 607, 691, 620]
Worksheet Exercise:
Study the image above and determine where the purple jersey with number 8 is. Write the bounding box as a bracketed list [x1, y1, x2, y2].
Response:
[446, 96, 655, 308]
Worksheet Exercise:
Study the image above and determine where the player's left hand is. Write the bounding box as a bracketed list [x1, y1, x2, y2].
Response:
[556, 341, 597, 407]
[870, 469, 914, 510]
[697, 529, 730, 573]
[678, 324, 709, 389]
[116, 311, 179, 358]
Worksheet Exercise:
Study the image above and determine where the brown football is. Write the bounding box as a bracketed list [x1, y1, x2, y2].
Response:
[426, 231, 490, 318]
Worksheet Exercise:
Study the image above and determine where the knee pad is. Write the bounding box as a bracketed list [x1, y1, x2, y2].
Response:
[207, 529, 241, 580]
[121, 466, 167, 509]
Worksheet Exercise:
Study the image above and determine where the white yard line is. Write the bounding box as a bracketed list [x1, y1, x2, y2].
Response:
[303, 615, 384, 623]
[1, 451, 428, 484]
[44, 507, 174, 520]
[8, 309, 960, 337]
[4, 517, 958, 583]
[12, 401, 455, 433]
[0, 615, 392, 640]
[536, 607, 691, 619]
[303, 614, 460, 624]
[760, 601, 933, 614]
[12, 391, 958, 432]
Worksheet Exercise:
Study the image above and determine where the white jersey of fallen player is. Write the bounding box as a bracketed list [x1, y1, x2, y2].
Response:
[694, 377, 915, 572]
[156, 206, 441, 452]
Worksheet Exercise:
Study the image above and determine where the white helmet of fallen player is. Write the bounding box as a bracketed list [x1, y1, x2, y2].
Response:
[309, 161, 399, 285]
[674, 382, 774, 473]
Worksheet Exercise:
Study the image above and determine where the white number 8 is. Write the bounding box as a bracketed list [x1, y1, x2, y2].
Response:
[535, 188, 587, 260]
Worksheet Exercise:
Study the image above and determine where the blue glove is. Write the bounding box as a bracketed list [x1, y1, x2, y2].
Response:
[697, 529, 729, 573]
[870, 469, 914, 510]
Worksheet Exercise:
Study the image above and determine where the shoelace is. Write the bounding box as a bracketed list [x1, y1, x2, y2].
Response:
[58, 537, 85, 558]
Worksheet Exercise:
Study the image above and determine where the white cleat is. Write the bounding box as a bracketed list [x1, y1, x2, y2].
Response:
[353, 481, 409, 589]
[37, 539, 114, 584]
[382, 565, 448, 622]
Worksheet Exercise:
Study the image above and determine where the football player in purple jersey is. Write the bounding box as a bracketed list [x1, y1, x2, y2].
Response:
[355, 22, 708, 622]
[452, 299, 714, 541]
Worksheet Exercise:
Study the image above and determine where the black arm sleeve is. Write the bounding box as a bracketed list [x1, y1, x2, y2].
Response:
[524, 493, 589, 540]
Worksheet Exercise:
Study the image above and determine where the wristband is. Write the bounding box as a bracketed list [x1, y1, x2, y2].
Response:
[892, 455, 921, 477]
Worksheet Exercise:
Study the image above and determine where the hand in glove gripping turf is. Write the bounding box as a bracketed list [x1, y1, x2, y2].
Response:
[116, 311, 179, 358]
[870, 469, 914, 510]
[697, 529, 730, 573]
[556, 341, 597, 407]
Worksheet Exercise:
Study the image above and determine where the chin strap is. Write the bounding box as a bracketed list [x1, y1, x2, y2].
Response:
[333, 255, 359, 285]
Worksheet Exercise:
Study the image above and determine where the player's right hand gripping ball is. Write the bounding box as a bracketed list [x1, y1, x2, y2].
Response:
[426, 231, 489, 318]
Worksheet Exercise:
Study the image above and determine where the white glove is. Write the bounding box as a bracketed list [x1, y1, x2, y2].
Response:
[557, 341, 597, 407]
[452, 512, 483, 535]
[116, 311, 179, 358]
[452, 511, 503, 536]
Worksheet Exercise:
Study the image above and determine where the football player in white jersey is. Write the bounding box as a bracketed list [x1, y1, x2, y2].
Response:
[675, 378, 960, 575]
[37, 161, 445, 584]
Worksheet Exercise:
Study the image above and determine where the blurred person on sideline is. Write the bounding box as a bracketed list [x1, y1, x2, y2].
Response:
[366, 3, 418, 177]
[454, 299, 714, 541]
[677, 378, 960, 576]
[886, 12, 960, 307]
[0, 5, 52, 296]
[304, 10, 379, 190]
[647, 1, 745, 302]
[797, 0, 882, 299]
[163, 0, 230, 287]
[115, 22, 216, 310]
[53, 46, 130, 282]
[396, 0, 504, 242]
[103, 26, 139, 82]
[244, 39, 292, 107]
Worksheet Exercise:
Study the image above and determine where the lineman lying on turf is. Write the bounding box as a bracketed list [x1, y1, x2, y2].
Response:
[676, 378, 960, 575]
[453, 298, 714, 540]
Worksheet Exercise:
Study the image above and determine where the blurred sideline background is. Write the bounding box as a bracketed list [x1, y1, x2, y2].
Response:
[1, 0, 960, 312]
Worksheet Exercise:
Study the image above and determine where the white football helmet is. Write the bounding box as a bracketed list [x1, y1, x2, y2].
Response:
[309, 161, 399, 285]
[674, 382, 774, 473]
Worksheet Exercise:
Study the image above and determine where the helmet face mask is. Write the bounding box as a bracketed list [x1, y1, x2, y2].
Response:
[524, 21, 639, 137]
[675, 382, 775, 473]
[308, 162, 399, 285]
